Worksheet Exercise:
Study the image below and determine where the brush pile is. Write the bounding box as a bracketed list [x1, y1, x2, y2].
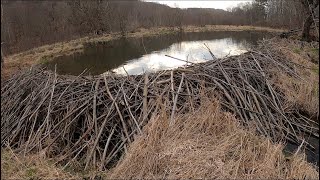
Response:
[1, 40, 319, 170]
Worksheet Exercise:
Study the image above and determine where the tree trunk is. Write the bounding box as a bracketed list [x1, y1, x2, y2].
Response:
[1, 45, 4, 69]
[1, 4, 3, 68]
[302, 14, 313, 41]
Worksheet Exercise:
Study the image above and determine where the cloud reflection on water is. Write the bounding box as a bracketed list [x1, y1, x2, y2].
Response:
[45, 31, 269, 76]
[111, 38, 248, 75]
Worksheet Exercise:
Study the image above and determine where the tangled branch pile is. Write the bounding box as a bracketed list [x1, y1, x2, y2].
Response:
[1, 40, 318, 170]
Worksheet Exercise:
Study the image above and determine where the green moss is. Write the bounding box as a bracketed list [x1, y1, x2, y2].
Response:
[293, 48, 301, 54]
[26, 167, 37, 179]
[1, 150, 12, 171]
[39, 55, 54, 64]
[311, 65, 319, 74]
[313, 85, 319, 97]
[283, 150, 292, 158]
[310, 48, 319, 56]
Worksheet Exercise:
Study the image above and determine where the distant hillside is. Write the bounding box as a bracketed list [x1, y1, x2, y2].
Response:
[1, 0, 304, 54]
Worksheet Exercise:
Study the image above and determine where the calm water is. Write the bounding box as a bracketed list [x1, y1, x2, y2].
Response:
[44, 31, 272, 75]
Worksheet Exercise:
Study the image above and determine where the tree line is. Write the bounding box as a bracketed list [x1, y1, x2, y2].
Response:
[1, 0, 318, 55]
[228, 0, 319, 41]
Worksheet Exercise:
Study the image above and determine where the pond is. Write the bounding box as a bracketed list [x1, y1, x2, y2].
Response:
[44, 31, 273, 75]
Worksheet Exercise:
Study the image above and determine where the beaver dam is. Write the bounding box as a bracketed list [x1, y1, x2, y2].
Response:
[1, 38, 319, 173]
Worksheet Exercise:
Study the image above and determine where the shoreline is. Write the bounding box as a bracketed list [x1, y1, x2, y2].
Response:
[1, 25, 285, 79]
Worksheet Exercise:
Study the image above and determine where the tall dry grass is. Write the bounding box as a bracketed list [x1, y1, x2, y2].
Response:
[265, 38, 319, 118]
[1, 98, 318, 179]
[1, 148, 80, 180]
[108, 98, 318, 179]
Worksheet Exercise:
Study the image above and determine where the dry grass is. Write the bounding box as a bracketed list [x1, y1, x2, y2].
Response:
[108, 98, 318, 179]
[183, 25, 286, 33]
[264, 38, 319, 118]
[273, 72, 318, 117]
[2, 98, 317, 179]
[1, 148, 80, 180]
[1, 25, 285, 79]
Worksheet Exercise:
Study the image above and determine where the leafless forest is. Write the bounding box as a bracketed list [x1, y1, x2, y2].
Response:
[1, 0, 318, 55]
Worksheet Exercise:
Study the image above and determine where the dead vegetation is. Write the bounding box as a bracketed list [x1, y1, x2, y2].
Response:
[262, 38, 319, 119]
[2, 99, 318, 179]
[1, 38, 318, 175]
[108, 99, 319, 179]
[1, 148, 79, 180]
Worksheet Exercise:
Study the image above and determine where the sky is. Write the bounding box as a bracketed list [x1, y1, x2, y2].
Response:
[144, 0, 253, 10]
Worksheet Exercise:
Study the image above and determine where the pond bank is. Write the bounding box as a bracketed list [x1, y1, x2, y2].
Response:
[1, 25, 285, 79]
[1, 37, 318, 179]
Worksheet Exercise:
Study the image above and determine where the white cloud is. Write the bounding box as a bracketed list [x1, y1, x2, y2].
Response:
[144, 0, 253, 10]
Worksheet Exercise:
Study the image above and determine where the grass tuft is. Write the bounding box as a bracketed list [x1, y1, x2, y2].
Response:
[1, 148, 79, 180]
[107, 99, 318, 179]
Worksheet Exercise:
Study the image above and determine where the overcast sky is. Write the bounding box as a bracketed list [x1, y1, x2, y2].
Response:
[144, 0, 253, 10]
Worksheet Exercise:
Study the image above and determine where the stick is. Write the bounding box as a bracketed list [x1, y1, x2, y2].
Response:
[171, 73, 185, 124]
[143, 73, 149, 121]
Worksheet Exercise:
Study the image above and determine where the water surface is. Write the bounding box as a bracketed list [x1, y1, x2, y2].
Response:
[45, 31, 272, 75]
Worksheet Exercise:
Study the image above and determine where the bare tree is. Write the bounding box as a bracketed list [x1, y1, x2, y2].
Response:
[1, 0, 314, 55]
[1, 2, 4, 68]
[301, 0, 319, 41]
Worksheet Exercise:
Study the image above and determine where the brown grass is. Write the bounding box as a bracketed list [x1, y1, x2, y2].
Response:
[264, 38, 319, 118]
[107, 98, 318, 179]
[2, 98, 317, 179]
[1, 148, 80, 180]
